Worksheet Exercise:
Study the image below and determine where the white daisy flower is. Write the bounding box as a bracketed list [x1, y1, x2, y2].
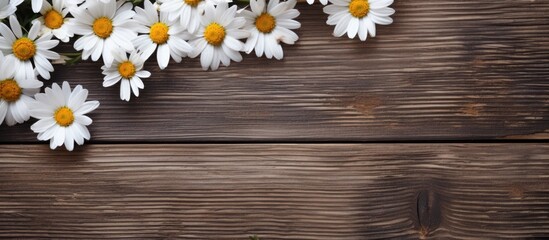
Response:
[189, 3, 249, 71]
[307, 0, 328, 5]
[0, 0, 23, 20]
[101, 50, 151, 101]
[159, 0, 219, 34]
[29, 81, 100, 151]
[324, 0, 395, 41]
[133, 0, 193, 69]
[71, 0, 137, 67]
[35, 0, 74, 42]
[241, 0, 300, 60]
[0, 51, 43, 126]
[0, 15, 60, 81]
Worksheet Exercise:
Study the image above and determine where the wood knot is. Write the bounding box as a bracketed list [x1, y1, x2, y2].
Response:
[509, 185, 525, 199]
[346, 95, 381, 116]
[415, 190, 441, 239]
[460, 103, 483, 117]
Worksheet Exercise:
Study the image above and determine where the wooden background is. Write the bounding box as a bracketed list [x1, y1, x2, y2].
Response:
[1, 0, 549, 239]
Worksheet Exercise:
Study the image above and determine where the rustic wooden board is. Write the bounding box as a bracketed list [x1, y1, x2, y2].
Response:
[1, 1, 548, 143]
[0, 144, 548, 239]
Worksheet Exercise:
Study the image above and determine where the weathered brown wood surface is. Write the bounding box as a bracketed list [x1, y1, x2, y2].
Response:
[0, 144, 548, 239]
[1, 1, 549, 142]
[1, 1, 549, 239]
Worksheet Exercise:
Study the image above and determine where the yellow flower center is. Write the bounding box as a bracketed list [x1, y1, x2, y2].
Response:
[149, 22, 170, 44]
[54, 107, 75, 127]
[44, 9, 64, 29]
[203, 22, 225, 46]
[118, 61, 136, 79]
[184, 0, 201, 7]
[92, 17, 113, 39]
[255, 13, 276, 33]
[12, 37, 36, 61]
[0, 79, 22, 102]
[348, 0, 369, 18]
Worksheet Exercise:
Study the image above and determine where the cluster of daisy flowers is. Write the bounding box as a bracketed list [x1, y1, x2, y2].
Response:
[0, 0, 394, 151]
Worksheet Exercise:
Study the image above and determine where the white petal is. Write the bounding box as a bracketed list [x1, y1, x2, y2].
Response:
[32, 0, 43, 13]
[358, 18, 368, 41]
[0, 101, 8, 125]
[61, 81, 72, 104]
[36, 124, 57, 141]
[243, 30, 258, 54]
[28, 105, 53, 119]
[222, 44, 241, 62]
[4, 106, 16, 126]
[276, 9, 300, 20]
[52, 126, 65, 148]
[77, 123, 91, 140]
[92, 39, 104, 61]
[326, 11, 346, 25]
[200, 45, 214, 70]
[255, 33, 264, 57]
[64, 128, 75, 151]
[103, 75, 122, 87]
[69, 124, 84, 145]
[168, 37, 193, 54]
[364, 16, 376, 37]
[274, 27, 298, 44]
[135, 71, 151, 78]
[370, 0, 393, 9]
[210, 48, 220, 71]
[272, 42, 283, 60]
[48, 82, 65, 106]
[370, 13, 393, 25]
[74, 101, 99, 115]
[372, 7, 395, 16]
[276, 19, 300, 30]
[9, 15, 22, 38]
[347, 17, 359, 38]
[157, 43, 170, 69]
[0, 22, 16, 42]
[130, 79, 140, 97]
[251, 0, 265, 13]
[75, 115, 92, 125]
[334, 14, 351, 37]
[133, 76, 144, 89]
[68, 86, 88, 110]
[14, 100, 30, 122]
[120, 79, 130, 101]
[224, 36, 243, 51]
[189, 38, 207, 58]
[36, 39, 60, 50]
[28, 21, 41, 40]
[141, 41, 157, 60]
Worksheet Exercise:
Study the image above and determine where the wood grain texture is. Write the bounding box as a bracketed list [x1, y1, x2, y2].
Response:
[0, 144, 548, 239]
[1, 1, 548, 143]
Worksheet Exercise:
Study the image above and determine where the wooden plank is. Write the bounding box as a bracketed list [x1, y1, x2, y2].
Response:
[0, 144, 548, 239]
[2, 1, 549, 143]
